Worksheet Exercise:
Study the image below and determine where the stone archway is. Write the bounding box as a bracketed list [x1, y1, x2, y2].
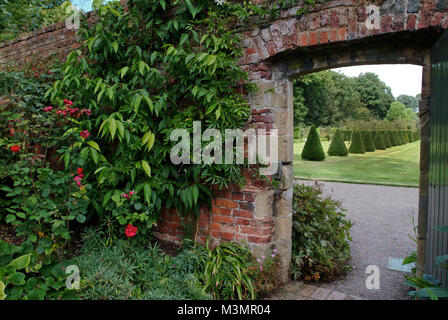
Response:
[240, 0, 447, 282]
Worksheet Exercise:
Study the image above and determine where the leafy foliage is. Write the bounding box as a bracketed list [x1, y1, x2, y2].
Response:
[0, 240, 79, 300]
[291, 183, 352, 282]
[301, 125, 326, 161]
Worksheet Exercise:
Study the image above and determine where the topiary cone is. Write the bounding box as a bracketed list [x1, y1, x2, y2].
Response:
[349, 130, 365, 154]
[388, 131, 398, 146]
[373, 131, 386, 150]
[383, 130, 392, 148]
[328, 129, 348, 156]
[301, 125, 326, 161]
[362, 131, 376, 152]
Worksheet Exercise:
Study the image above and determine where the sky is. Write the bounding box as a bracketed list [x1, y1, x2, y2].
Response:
[333, 64, 423, 98]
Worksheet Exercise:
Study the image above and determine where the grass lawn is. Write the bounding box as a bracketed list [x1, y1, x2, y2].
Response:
[294, 140, 420, 187]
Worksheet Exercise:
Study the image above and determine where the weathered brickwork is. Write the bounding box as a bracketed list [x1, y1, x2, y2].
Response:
[0, 0, 446, 282]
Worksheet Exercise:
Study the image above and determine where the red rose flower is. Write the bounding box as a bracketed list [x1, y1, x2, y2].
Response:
[125, 224, 138, 238]
[44, 106, 53, 112]
[10, 145, 20, 153]
[76, 167, 83, 174]
[63, 99, 74, 106]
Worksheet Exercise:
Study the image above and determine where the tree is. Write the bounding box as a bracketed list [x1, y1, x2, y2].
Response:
[328, 129, 348, 156]
[362, 131, 376, 152]
[386, 101, 417, 122]
[352, 73, 394, 119]
[373, 131, 386, 150]
[302, 126, 326, 161]
[349, 131, 365, 154]
[397, 94, 419, 113]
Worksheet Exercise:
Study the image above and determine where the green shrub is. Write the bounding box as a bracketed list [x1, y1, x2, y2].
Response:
[388, 131, 398, 146]
[373, 131, 386, 150]
[401, 131, 409, 144]
[343, 130, 352, 141]
[301, 126, 326, 161]
[348, 131, 365, 154]
[407, 130, 414, 143]
[327, 129, 348, 156]
[413, 130, 420, 141]
[291, 183, 353, 282]
[395, 131, 404, 145]
[383, 130, 392, 148]
[362, 131, 376, 152]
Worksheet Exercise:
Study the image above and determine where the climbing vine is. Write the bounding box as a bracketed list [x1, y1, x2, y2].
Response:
[45, 0, 314, 239]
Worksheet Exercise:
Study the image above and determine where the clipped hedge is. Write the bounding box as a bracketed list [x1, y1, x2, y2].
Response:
[407, 130, 413, 143]
[373, 131, 386, 150]
[302, 125, 326, 161]
[382, 131, 392, 148]
[348, 130, 365, 154]
[343, 130, 352, 141]
[362, 131, 376, 152]
[328, 129, 348, 156]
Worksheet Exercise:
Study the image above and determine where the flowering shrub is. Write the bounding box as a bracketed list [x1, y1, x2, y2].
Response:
[0, 70, 92, 257]
[250, 249, 281, 296]
[291, 183, 353, 282]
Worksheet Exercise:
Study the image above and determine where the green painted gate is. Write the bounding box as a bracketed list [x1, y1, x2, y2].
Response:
[426, 30, 448, 288]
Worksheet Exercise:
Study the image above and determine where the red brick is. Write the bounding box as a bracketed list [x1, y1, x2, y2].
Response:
[215, 198, 238, 209]
[247, 235, 272, 244]
[232, 192, 244, 201]
[329, 29, 338, 42]
[220, 208, 233, 216]
[299, 32, 309, 47]
[213, 215, 234, 224]
[337, 27, 348, 41]
[246, 47, 257, 55]
[240, 226, 270, 236]
[318, 31, 328, 44]
[234, 210, 254, 219]
[235, 218, 253, 226]
[309, 31, 318, 45]
[212, 231, 235, 241]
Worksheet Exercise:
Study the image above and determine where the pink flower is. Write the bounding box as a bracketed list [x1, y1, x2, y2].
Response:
[62, 110, 67, 116]
[273, 249, 277, 253]
[129, 190, 135, 196]
[80, 130, 90, 139]
[121, 192, 130, 199]
[257, 258, 261, 263]
[259, 266, 263, 271]
[76, 167, 83, 175]
[81, 109, 91, 116]
[63, 99, 74, 106]
[68, 108, 79, 115]
[262, 256, 266, 259]
[272, 254, 275, 258]
[44, 106, 53, 112]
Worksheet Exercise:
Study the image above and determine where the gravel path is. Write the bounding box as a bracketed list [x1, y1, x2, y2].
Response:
[296, 180, 419, 300]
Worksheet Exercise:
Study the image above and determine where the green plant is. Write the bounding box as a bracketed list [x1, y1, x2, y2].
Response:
[291, 183, 352, 282]
[74, 227, 210, 300]
[343, 130, 352, 141]
[348, 130, 365, 154]
[361, 131, 375, 152]
[373, 131, 386, 150]
[0, 240, 79, 300]
[200, 241, 255, 300]
[388, 130, 398, 146]
[327, 129, 348, 157]
[404, 226, 448, 300]
[301, 125, 326, 161]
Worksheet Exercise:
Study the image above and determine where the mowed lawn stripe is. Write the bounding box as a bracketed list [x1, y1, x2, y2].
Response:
[293, 140, 420, 187]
